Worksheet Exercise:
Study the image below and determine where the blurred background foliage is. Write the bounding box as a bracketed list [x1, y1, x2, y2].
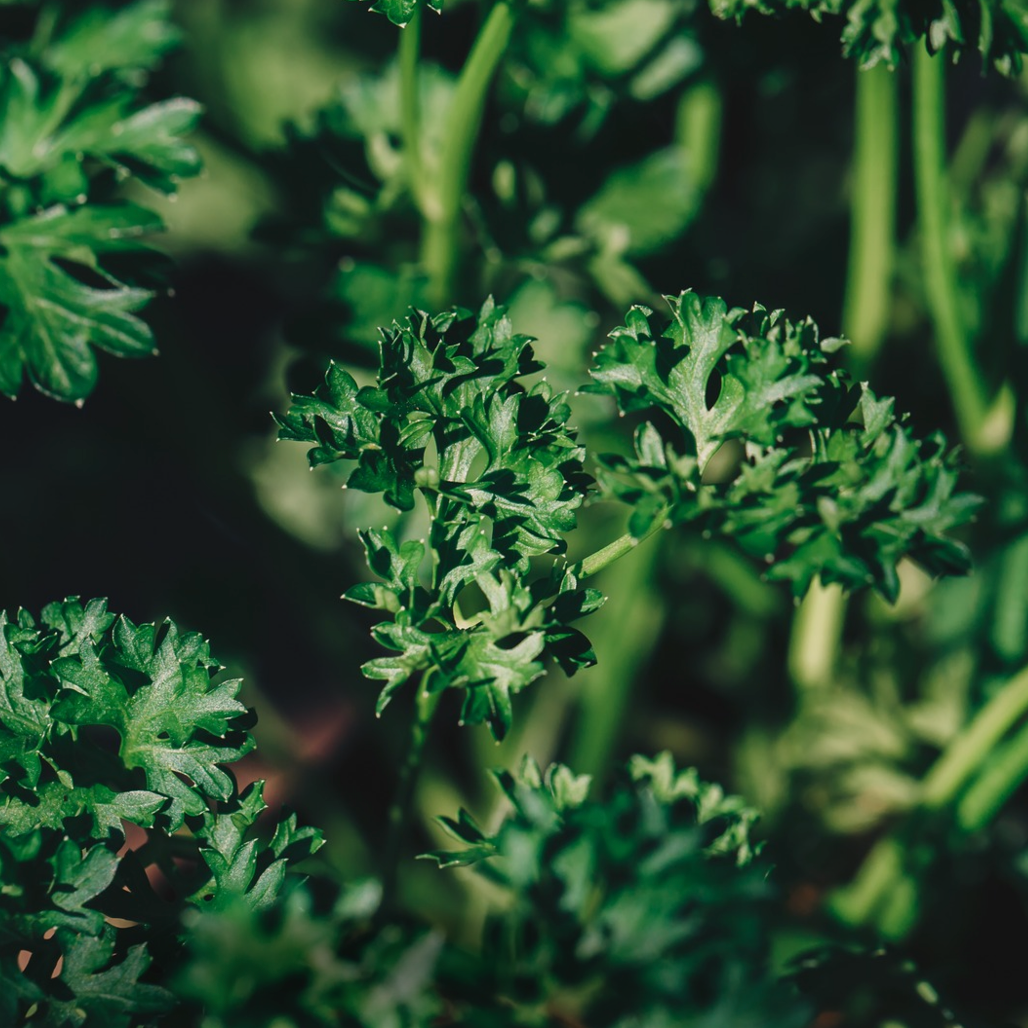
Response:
[4, 0, 1028, 1021]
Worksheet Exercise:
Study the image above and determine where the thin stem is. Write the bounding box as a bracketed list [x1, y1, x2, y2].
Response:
[420, 1, 514, 307]
[399, 9, 428, 215]
[380, 677, 442, 915]
[843, 63, 897, 370]
[913, 48, 1006, 457]
[574, 516, 668, 580]
[787, 577, 847, 692]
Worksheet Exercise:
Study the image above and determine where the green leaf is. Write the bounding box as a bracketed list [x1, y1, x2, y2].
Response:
[588, 293, 980, 598]
[42, 0, 180, 78]
[576, 146, 703, 256]
[280, 301, 598, 736]
[28, 928, 174, 1028]
[346, 0, 442, 27]
[0, 204, 162, 401]
[424, 754, 806, 1026]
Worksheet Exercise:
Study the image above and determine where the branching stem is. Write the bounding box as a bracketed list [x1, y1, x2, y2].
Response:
[421, 1, 514, 306]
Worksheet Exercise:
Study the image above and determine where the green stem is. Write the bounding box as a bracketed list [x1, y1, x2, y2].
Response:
[380, 677, 442, 914]
[421, 1, 514, 307]
[574, 516, 667, 580]
[842, 63, 897, 370]
[913, 47, 1007, 457]
[787, 577, 847, 692]
[921, 662, 1028, 808]
[958, 718, 1028, 831]
[399, 9, 427, 215]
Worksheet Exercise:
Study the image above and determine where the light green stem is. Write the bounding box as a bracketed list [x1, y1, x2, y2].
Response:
[421, 2, 514, 307]
[829, 661, 1028, 933]
[574, 516, 667, 580]
[958, 719, 1028, 831]
[843, 63, 897, 369]
[913, 48, 1004, 457]
[921, 663, 1028, 807]
[399, 9, 427, 214]
[787, 577, 847, 692]
[380, 677, 442, 915]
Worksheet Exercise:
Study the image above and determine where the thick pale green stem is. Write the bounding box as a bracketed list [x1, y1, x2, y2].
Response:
[399, 9, 427, 214]
[788, 578, 847, 692]
[829, 661, 1028, 934]
[421, 2, 514, 307]
[843, 63, 897, 369]
[380, 678, 442, 914]
[913, 48, 1009, 457]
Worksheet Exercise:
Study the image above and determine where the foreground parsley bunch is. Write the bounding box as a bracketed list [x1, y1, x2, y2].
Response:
[281, 291, 978, 740]
[0, 598, 322, 1027]
[588, 292, 980, 600]
[424, 751, 809, 1027]
[277, 300, 600, 739]
[0, 0, 202, 402]
[710, 0, 1028, 70]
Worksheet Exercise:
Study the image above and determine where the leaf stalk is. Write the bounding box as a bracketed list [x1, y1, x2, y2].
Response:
[842, 63, 897, 370]
[420, 1, 514, 307]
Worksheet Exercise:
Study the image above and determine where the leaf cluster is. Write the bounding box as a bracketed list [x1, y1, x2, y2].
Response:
[0, 0, 201, 402]
[709, 0, 1028, 71]
[586, 291, 981, 599]
[424, 751, 809, 1027]
[0, 598, 321, 1027]
[278, 300, 601, 739]
[173, 880, 443, 1028]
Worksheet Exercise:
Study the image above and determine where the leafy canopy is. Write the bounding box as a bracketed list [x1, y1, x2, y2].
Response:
[424, 752, 810, 1027]
[0, 0, 202, 402]
[709, 0, 1028, 71]
[280, 291, 978, 738]
[0, 598, 322, 1028]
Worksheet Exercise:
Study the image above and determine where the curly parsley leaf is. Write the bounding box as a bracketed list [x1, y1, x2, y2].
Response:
[0, 0, 202, 402]
[425, 753, 808, 1027]
[0, 204, 162, 400]
[345, 0, 442, 27]
[0, 599, 319, 1028]
[174, 883, 443, 1028]
[586, 292, 980, 599]
[710, 0, 1028, 72]
[24, 928, 174, 1028]
[279, 301, 598, 739]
